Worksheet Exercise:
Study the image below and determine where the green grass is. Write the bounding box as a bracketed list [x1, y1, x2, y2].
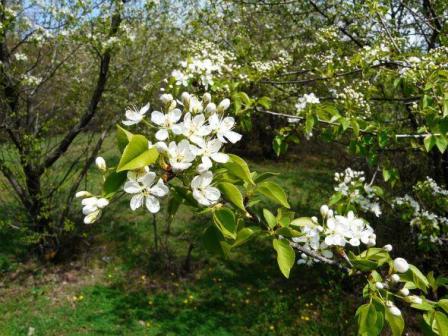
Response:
[0, 135, 361, 335]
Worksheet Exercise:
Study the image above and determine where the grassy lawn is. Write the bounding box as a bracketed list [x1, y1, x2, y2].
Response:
[0, 136, 362, 335]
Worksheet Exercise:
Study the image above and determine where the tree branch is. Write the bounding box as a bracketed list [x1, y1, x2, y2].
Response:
[41, 7, 122, 171]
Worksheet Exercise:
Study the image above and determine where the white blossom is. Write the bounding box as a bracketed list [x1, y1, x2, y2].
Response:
[191, 171, 221, 206]
[181, 113, 211, 144]
[123, 103, 150, 126]
[295, 93, 320, 113]
[167, 139, 196, 172]
[208, 114, 242, 144]
[123, 172, 168, 213]
[150, 108, 184, 140]
[191, 138, 229, 173]
[324, 211, 375, 247]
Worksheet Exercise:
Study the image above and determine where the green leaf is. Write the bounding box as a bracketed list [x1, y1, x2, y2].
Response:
[116, 124, 134, 152]
[257, 181, 290, 208]
[409, 265, 429, 293]
[356, 303, 378, 335]
[202, 225, 230, 258]
[435, 311, 448, 336]
[438, 300, 448, 314]
[435, 135, 448, 153]
[275, 227, 302, 238]
[276, 208, 294, 227]
[377, 131, 388, 148]
[290, 217, 315, 227]
[305, 115, 314, 134]
[257, 96, 272, 109]
[263, 209, 277, 229]
[272, 238, 295, 278]
[103, 171, 127, 196]
[351, 119, 360, 137]
[385, 308, 404, 336]
[273, 135, 288, 157]
[213, 208, 237, 240]
[117, 135, 159, 172]
[218, 182, 246, 212]
[424, 135, 436, 152]
[233, 227, 258, 247]
[222, 154, 254, 185]
[252, 171, 279, 183]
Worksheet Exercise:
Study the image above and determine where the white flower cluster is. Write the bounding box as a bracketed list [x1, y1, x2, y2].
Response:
[292, 206, 376, 265]
[250, 50, 291, 76]
[170, 40, 239, 89]
[21, 74, 42, 87]
[399, 47, 448, 80]
[334, 168, 382, 217]
[423, 176, 448, 197]
[336, 86, 371, 116]
[360, 43, 390, 64]
[295, 93, 320, 113]
[122, 92, 242, 209]
[374, 254, 425, 317]
[75, 191, 109, 224]
[393, 177, 448, 244]
[14, 53, 28, 62]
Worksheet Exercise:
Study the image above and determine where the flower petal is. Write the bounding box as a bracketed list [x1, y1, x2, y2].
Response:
[141, 172, 156, 187]
[145, 195, 160, 213]
[156, 128, 169, 141]
[224, 130, 242, 144]
[124, 181, 141, 194]
[130, 193, 144, 210]
[151, 111, 165, 125]
[210, 152, 228, 163]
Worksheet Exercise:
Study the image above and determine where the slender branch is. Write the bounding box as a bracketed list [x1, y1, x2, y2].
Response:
[41, 7, 122, 171]
[255, 107, 437, 139]
[58, 126, 111, 226]
[309, 0, 365, 48]
[0, 159, 30, 208]
[375, 12, 401, 53]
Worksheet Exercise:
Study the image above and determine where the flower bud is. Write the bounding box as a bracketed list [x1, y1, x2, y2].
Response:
[320, 205, 329, 218]
[203, 92, 212, 104]
[75, 191, 92, 198]
[390, 274, 400, 282]
[375, 282, 384, 289]
[84, 210, 101, 224]
[217, 98, 230, 112]
[160, 93, 173, 105]
[393, 258, 409, 273]
[181, 92, 190, 108]
[205, 102, 217, 114]
[96, 198, 109, 209]
[408, 295, 422, 304]
[383, 244, 393, 252]
[189, 97, 203, 114]
[327, 210, 334, 218]
[168, 99, 177, 111]
[95, 157, 107, 172]
[311, 216, 318, 223]
[399, 288, 409, 296]
[388, 306, 401, 316]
